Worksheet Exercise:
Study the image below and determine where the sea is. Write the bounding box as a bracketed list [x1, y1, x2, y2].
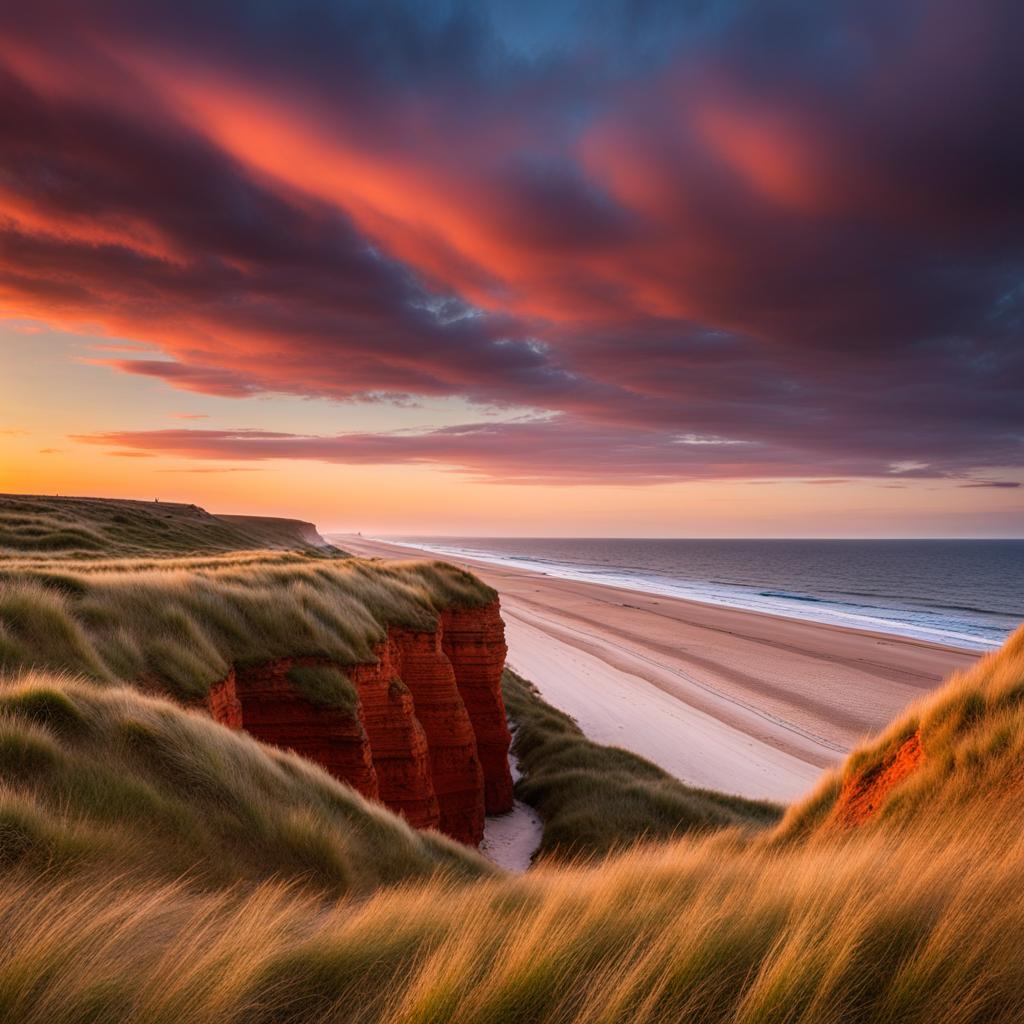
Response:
[386, 538, 1024, 651]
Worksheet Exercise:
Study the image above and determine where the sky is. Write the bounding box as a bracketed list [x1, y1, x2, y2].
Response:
[1, 0, 1022, 537]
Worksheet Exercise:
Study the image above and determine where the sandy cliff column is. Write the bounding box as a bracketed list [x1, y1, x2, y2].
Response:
[348, 640, 441, 831]
[441, 601, 514, 814]
[393, 627, 486, 845]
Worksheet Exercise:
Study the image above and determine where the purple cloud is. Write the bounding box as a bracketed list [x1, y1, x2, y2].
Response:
[0, 0, 1020, 484]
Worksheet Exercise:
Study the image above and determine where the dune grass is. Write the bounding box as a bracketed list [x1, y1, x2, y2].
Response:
[0, 555, 496, 700]
[0, 493, 342, 558]
[0, 672, 490, 896]
[3, 753, 1024, 1021]
[1, 633, 1022, 1022]
[502, 668, 781, 860]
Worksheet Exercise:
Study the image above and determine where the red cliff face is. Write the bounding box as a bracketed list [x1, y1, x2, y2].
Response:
[442, 602, 514, 814]
[348, 648, 440, 831]
[391, 625, 486, 845]
[231, 658, 380, 802]
[201, 601, 510, 847]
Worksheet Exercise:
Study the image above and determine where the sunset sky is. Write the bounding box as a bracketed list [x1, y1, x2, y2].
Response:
[1, 0, 1022, 536]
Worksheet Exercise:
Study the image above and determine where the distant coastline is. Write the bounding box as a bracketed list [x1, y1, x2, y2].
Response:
[381, 537, 1023, 651]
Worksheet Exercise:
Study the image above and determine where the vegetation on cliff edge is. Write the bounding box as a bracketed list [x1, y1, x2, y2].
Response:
[0, 492, 344, 559]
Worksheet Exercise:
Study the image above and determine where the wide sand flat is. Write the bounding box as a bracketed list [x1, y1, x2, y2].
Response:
[336, 536, 977, 803]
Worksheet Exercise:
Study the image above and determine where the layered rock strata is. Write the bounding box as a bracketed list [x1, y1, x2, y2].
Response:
[202, 600, 512, 846]
[441, 604, 514, 814]
[232, 658, 380, 802]
[347, 651, 440, 831]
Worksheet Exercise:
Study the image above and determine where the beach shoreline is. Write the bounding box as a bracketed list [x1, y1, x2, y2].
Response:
[385, 536, 1006, 651]
[335, 535, 978, 804]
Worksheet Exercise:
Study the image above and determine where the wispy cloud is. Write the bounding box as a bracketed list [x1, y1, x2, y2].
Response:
[2, 0, 1022, 485]
[959, 480, 1022, 489]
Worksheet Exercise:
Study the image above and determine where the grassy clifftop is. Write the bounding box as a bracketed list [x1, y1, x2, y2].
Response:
[0, 553, 496, 700]
[0, 493, 340, 558]
[0, 494, 495, 702]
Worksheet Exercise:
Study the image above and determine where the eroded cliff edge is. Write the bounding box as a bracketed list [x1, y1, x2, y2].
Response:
[203, 600, 512, 846]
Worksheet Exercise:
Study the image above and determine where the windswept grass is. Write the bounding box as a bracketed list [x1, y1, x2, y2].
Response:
[0, 556, 495, 700]
[1, 632, 1022, 1022]
[0, 672, 489, 895]
[3, 761, 1024, 1021]
[0, 493, 343, 558]
[502, 668, 781, 860]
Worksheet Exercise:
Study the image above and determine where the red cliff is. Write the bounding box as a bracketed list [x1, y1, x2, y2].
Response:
[391, 625, 486, 845]
[202, 601, 510, 847]
[348, 648, 440, 831]
[230, 658, 379, 802]
[442, 602, 514, 814]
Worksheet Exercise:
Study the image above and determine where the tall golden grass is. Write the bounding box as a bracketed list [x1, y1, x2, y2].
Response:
[2, 787, 1022, 1022]
[0, 630, 1021, 1022]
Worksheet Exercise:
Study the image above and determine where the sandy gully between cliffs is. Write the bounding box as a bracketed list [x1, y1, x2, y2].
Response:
[203, 602, 512, 848]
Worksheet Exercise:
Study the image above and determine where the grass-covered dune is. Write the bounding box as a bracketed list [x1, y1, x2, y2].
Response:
[503, 669, 781, 860]
[1, 629, 1023, 1023]
[0, 493, 341, 558]
[0, 672, 490, 895]
[0, 495, 496, 704]
[0, 551, 495, 702]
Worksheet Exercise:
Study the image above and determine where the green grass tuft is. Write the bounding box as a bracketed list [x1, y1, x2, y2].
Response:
[286, 664, 359, 712]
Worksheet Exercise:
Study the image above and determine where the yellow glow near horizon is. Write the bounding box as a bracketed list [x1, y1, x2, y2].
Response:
[2, 327, 1022, 538]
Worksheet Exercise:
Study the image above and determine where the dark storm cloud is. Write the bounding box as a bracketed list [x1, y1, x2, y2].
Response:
[1, 0, 1022, 482]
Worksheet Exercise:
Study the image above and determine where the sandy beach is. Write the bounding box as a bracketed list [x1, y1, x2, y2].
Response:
[336, 535, 978, 804]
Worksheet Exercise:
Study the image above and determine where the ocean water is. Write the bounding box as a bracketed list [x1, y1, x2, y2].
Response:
[388, 538, 1024, 651]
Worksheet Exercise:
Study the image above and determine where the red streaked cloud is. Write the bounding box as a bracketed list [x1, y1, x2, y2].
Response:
[0, 0, 1021, 490]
